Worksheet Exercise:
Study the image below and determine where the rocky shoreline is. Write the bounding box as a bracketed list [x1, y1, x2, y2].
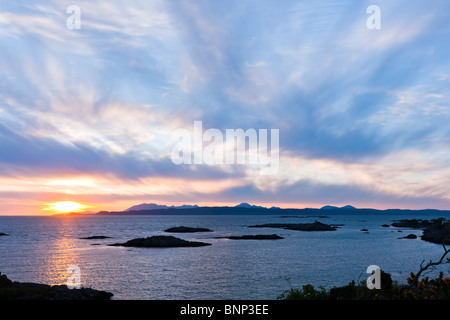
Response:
[421, 222, 450, 244]
[390, 217, 450, 244]
[0, 272, 113, 300]
[391, 218, 446, 229]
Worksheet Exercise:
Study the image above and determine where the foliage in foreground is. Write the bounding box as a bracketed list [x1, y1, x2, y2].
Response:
[279, 245, 450, 300]
[278, 270, 450, 300]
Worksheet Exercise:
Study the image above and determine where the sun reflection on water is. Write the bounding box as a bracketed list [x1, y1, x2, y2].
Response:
[42, 236, 81, 286]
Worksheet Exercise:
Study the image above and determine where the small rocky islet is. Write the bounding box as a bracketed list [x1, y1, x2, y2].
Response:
[79, 236, 111, 240]
[399, 234, 418, 239]
[247, 221, 339, 231]
[214, 234, 284, 240]
[164, 226, 213, 233]
[109, 235, 212, 248]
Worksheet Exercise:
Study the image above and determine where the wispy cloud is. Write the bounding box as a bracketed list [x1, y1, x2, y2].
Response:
[1, 0, 450, 214]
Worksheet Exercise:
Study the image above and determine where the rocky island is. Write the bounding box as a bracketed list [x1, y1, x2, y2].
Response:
[79, 236, 111, 240]
[164, 226, 213, 233]
[248, 221, 338, 231]
[399, 234, 418, 239]
[109, 235, 211, 247]
[215, 234, 284, 240]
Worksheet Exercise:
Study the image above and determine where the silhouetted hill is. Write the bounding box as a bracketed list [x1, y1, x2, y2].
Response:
[321, 205, 357, 210]
[96, 205, 450, 216]
[235, 202, 267, 209]
[125, 203, 199, 211]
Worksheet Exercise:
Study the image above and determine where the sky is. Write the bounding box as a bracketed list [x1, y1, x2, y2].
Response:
[1, 0, 450, 215]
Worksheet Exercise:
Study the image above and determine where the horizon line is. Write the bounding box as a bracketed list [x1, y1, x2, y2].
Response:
[3, 203, 450, 217]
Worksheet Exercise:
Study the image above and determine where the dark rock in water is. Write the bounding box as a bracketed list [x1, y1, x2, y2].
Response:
[109, 235, 211, 247]
[79, 236, 111, 240]
[164, 226, 213, 233]
[215, 234, 284, 240]
[248, 221, 337, 231]
[0, 272, 113, 300]
[0, 233, 8, 236]
[360, 229, 369, 232]
[391, 218, 446, 229]
[400, 234, 417, 239]
[421, 221, 450, 244]
[382, 224, 390, 228]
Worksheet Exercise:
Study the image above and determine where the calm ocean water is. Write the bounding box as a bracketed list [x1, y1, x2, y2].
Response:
[1, 214, 449, 300]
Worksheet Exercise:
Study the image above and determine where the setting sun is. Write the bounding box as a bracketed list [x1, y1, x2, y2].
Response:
[43, 201, 90, 214]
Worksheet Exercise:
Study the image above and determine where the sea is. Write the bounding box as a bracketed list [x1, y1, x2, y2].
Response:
[1, 213, 449, 300]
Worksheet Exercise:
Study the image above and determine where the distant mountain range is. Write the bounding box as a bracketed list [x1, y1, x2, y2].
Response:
[235, 202, 281, 210]
[93, 203, 450, 216]
[125, 203, 199, 211]
[125, 202, 279, 211]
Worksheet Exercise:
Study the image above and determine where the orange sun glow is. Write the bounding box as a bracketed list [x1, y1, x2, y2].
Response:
[43, 201, 90, 214]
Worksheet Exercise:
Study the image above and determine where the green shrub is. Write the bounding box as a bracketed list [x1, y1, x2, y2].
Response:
[277, 283, 328, 300]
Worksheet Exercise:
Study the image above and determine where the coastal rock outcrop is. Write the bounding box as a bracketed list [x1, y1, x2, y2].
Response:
[390, 218, 450, 244]
[391, 218, 446, 229]
[421, 221, 450, 244]
[0, 272, 113, 300]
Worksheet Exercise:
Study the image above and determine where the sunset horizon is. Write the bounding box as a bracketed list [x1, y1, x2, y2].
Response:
[6, 197, 450, 216]
[14, 200, 450, 216]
